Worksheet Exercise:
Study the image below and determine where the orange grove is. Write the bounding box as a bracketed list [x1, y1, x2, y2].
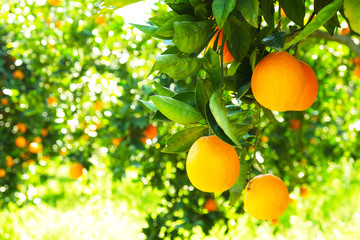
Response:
[15, 136, 27, 148]
[6, 156, 14, 167]
[29, 142, 43, 154]
[244, 174, 289, 220]
[0, 169, 6, 178]
[49, 0, 60, 6]
[16, 123, 27, 133]
[300, 185, 309, 198]
[206, 28, 234, 64]
[69, 163, 83, 180]
[112, 137, 123, 146]
[204, 198, 217, 212]
[290, 119, 300, 130]
[41, 128, 49, 137]
[186, 135, 240, 193]
[141, 124, 158, 143]
[354, 66, 360, 79]
[1, 98, 8, 105]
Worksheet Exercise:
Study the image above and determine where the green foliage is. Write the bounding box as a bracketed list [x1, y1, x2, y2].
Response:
[344, 0, 360, 34]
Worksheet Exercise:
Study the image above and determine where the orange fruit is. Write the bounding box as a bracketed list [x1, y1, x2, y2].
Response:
[340, 27, 350, 35]
[1, 98, 8, 105]
[33, 136, 42, 143]
[112, 137, 123, 146]
[271, 218, 280, 226]
[251, 52, 306, 111]
[47, 96, 58, 107]
[0, 169, 6, 178]
[15, 136, 27, 148]
[59, 147, 68, 156]
[13, 70, 24, 80]
[69, 163, 83, 180]
[140, 124, 158, 143]
[354, 56, 360, 66]
[41, 128, 49, 137]
[186, 135, 240, 193]
[261, 136, 269, 143]
[6, 156, 14, 167]
[244, 174, 289, 220]
[16, 123, 27, 133]
[290, 119, 300, 130]
[49, 0, 60, 6]
[95, 16, 106, 25]
[94, 100, 104, 111]
[81, 134, 90, 140]
[354, 66, 360, 78]
[300, 185, 309, 198]
[204, 198, 217, 212]
[292, 61, 318, 110]
[206, 28, 234, 63]
[29, 142, 43, 154]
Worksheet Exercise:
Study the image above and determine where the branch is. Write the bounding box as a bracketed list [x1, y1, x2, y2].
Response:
[310, 30, 360, 58]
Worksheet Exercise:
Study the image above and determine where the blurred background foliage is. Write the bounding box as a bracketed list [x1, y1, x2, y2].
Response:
[0, 0, 360, 239]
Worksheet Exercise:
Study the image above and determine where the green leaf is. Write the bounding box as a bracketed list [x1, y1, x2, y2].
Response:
[226, 105, 243, 116]
[262, 107, 278, 123]
[229, 161, 252, 206]
[236, 0, 259, 28]
[173, 91, 196, 107]
[139, 100, 158, 112]
[209, 91, 241, 147]
[203, 48, 222, 90]
[344, 0, 360, 34]
[283, 0, 343, 49]
[223, 22, 250, 62]
[162, 126, 208, 153]
[154, 82, 176, 97]
[258, 0, 274, 28]
[262, 32, 286, 50]
[173, 20, 213, 53]
[149, 11, 179, 27]
[155, 14, 197, 38]
[280, 0, 305, 26]
[205, 102, 234, 145]
[150, 95, 203, 124]
[233, 123, 253, 140]
[152, 111, 171, 122]
[131, 24, 172, 40]
[97, 0, 142, 14]
[195, 79, 209, 118]
[165, 0, 194, 15]
[212, 0, 236, 29]
[150, 54, 202, 80]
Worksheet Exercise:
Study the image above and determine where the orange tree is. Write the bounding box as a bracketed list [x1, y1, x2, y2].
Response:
[99, 0, 360, 237]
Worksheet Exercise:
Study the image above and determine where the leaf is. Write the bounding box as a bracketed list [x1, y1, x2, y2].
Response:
[236, 0, 259, 28]
[209, 91, 241, 147]
[150, 54, 202, 80]
[165, 0, 194, 15]
[131, 24, 172, 40]
[229, 161, 252, 206]
[155, 15, 197, 38]
[139, 100, 158, 112]
[283, 0, 343, 49]
[262, 32, 286, 50]
[173, 20, 213, 54]
[173, 91, 196, 107]
[150, 95, 203, 124]
[203, 48, 222, 90]
[149, 11, 179, 27]
[154, 82, 176, 97]
[195, 79, 209, 117]
[344, 0, 360, 34]
[152, 111, 171, 122]
[223, 21, 250, 62]
[280, 0, 305, 26]
[212, 0, 237, 29]
[205, 102, 234, 145]
[233, 123, 253, 140]
[262, 107, 278, 123]
[226, 105, 243, 116]
[162, 126, 208, 153]
[258, 0, 274, 28]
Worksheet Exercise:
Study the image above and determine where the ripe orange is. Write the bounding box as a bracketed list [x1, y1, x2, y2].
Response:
[261, 136, 269, 143]
[204, 198, 217, 212]
[340, 27, 350, 35]
[354, 66, 360, 78]
[206, 28, 234, 63]
[112, 137, 123, 146]
[0, 169, 6, 178]
[59, 147, 68, 156]
[13, 70, 24, 80]
[244, 174, 289, 220]
[186, 135, 240, 193]
[41, 128, 49, 137]
[140, 124, 158, 143]
[354, 56, 360, 66]
[16, 123, 27, 133]
[300, 185, 309, 198]
[95, 16, 106, 25]
[69, 163, 83, 180]
[292, 61, 318, 110]
[29, 142, 43, 154]
[49, 0, 60, 6]
[290, 119, 300, 130]
[1, 98, 8, 105]
[6, 156, 14, 167]
[251, 52, 306, 111]
[94, 100, 104, 111]
[33, 136, 42, 143]
[47, 96, 58, 107]
[15, 136, 27, 148]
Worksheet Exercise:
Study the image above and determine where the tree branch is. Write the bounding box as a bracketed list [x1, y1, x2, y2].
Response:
[310, 30, 360, 58]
